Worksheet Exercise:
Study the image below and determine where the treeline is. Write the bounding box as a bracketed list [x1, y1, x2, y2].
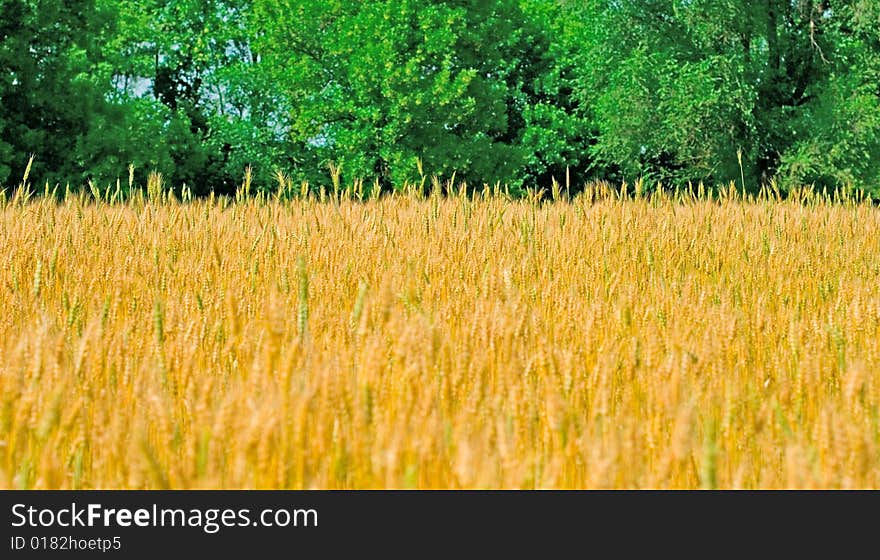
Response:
[1, 1, 878, 195]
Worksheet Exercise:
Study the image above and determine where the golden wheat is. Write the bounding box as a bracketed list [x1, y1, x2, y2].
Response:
[1, 187, 879, 489]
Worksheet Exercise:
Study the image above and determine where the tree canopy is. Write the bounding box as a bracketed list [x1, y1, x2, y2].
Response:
[1, 0, 878, 194]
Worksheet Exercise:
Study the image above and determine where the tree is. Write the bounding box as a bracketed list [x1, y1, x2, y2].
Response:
[254, 0, 569, 190]
[103, 0, 291, 194]
[517, 0, 595, 188]
[4, 0, 879, 195]
[0, 0, 115, 186]
[778, 1, 880, 193]
[575, 0, 839, 189]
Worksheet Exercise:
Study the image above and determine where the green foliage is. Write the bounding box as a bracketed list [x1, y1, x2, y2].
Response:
[779, 2, 880, 193]
[100, 0, 291, 194]
[254, 0, 575, 190]
[0, 0, 115, 185]
[573, 0, 880, 194]
[1, 0, 879, 194]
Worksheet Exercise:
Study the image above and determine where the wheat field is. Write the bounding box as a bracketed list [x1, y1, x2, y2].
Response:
[1, 186, 880, 489]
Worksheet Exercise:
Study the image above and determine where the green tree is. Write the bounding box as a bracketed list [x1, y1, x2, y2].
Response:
[779, 1, 880, 193]
[518, 0, 594, 188]
[254, 0, 570, 190]
[576, 0, 837, 189]
[103, 0, 290, 194]
[0, 0, 115, 186]
[5, 0, 879, 195]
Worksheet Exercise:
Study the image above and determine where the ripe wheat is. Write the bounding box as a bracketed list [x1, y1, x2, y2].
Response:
[1, 187, 879, 488]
